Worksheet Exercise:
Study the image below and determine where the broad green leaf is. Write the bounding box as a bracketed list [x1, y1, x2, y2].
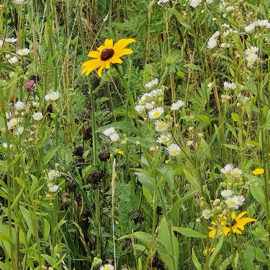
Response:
[173, 227, 206, 238]
[192, 249, 202, 270]
[209, 237, 224, 267]
[43, 146, 61, 164]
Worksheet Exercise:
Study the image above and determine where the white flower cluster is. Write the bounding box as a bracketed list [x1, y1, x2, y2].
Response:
[190, 0, 202, 8]
[220, 164, 242, 178]
[102, 127, 120, 142]
[245, 46, 259, 66]
[207, 31, 220, 49]
[224, 81, 236, 89]
[45, 91, 60, 101]
[156, 0, 169, 6]
[245, 19, 270, 33]
[225, 195, 245, 209]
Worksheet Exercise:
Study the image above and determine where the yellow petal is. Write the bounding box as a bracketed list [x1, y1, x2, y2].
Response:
[81, 59, 102, 76]
[88, 50, 100, 58]
[104, 39, 113, 49]
[110, 56, 123, 64]
[97, 45, 105, 52]
[231, 212, 236, 219]
[113, 38, 135, 50]
[116, 48, 133, 58]
[235, 211, 247, 221]
[105, 61, 111, 69]
[208, 227, 216, 238]
[97, 63, 106, 77]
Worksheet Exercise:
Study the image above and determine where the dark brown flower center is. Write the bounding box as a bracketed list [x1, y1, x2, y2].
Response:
[100, 48, 114, 61]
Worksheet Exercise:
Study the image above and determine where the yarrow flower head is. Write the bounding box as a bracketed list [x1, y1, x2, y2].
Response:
[15, 101, 25, 111]
[33, 112, 43, 121]
[167, 143, 181, 156]
[170, 100, 184, 111]
[221, 189, 233, 197]
[145, 78, 158, 88]
[81, 38, 135, 77]
[148, 107, 164, 119]
[102, 127, 116, 136]
[45, 91, 60, 101]
[48, 184, 59, 193]
[224, 82, 236, 89]
[220, 164, 233, 174]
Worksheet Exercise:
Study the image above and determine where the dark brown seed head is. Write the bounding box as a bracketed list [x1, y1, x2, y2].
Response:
[86, 171, 105, 188]
[83, 127, 92, 140]
[73, 146, 84, 157]
[98, 151, 110, 162]
[100, 48, 114, 61]
[67, 179, 77, 191]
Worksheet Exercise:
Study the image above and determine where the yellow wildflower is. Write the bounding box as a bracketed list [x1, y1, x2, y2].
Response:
[203, 248, 215, 256]
[81, 38, 135, 77]
[252, 168, 264, 176]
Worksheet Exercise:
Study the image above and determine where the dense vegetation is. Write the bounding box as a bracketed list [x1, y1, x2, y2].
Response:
[1, 0, 270, 269]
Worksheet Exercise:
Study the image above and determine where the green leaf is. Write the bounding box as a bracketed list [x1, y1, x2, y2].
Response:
[192, 249, 202, 270]
[173, 227, 206, 238]
[209, 237, 224, 267]
[231, 113, 240, 122]
[157, 218, 179, 270]
[223, 144, 240, 150]
[158, 166, 174, 190]
[43, 146, 60, 164]
[183, 169, 200, 190]
[250, 185, 266, 208]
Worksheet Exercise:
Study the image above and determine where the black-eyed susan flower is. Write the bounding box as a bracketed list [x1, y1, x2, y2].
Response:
[208, 212, 256, 238]
[231, 211, 256, 234]
[81, 38, 135, 77]
[252, 168, 264, 176]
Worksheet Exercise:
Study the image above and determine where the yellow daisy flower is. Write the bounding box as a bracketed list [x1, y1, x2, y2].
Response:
[81, 38, 135, 77]
[252, 168, 264, 176]
[231, 211, 256, 234]
[208, 212, 256, 238]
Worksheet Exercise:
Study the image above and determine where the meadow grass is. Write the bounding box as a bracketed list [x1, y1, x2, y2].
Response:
[0, 0, 270, 269]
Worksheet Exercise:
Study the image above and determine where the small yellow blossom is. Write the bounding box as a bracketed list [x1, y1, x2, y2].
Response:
[252, 168, 264, 176]
[203, 248, 215, 256]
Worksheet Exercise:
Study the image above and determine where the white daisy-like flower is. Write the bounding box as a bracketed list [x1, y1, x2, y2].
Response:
[226, 6, 234, 11]
[5, 111, 12, 119]
[150, 88, 163, 97]
[14, 126, 24, 135]
[220, 164, 233, 174]
[157, 134, 171, 144]
[102, 127, 116, 136]
[109, 132, 120, 142]
[5, 54, 11, 59]
[170, 100, 184, 111]
[224, 82, 236, 89]
[167, 143, 181, 156]
[100, 264, 114, 270]
[257, 19, 269, 27]
[145, 78, 158, 89]
[148, 107, 164, 119]
[207, 37, 218, 49]
[225, 195, 245, 209]
[231, 168, 242, 178]
[221, 189, 233, 197]
[13, 0, 25, 4]
[8, 56, 18, 64]
[244, 22, 257, 33]
[190, 0, 202, 8]
[7, 118, 19, 129]
[15, 101, 25, 111]
[33, 112, 43, 121]
[48, 184, 59, 193]
[0, 40, 3, 47]
[17, 48, 30, 56]
[246, 53, 258, 66]
[245, 46, 259, 56]
[145, 102, 154, 110]
[3, 143, 13, 149]
[156, 0, 169, 6]
[5, 37, 17, 43]
[135, 105, 145, 113]
[45, 91, 60, 101]
[155, 120, 168, 132]
[48, 170, 60, 180]
[202, 209, 212, 219]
